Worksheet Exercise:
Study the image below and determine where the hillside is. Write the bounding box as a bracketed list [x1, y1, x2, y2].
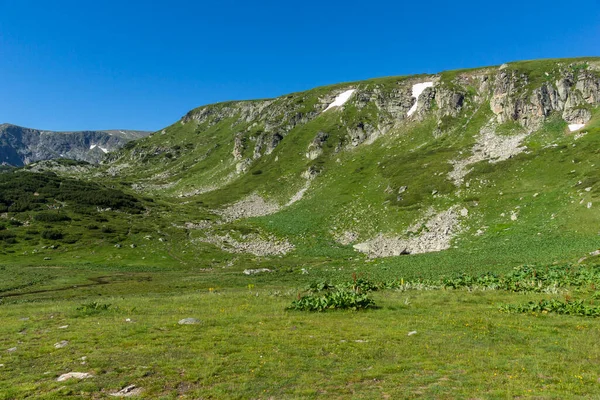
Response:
[4, 57, 600, 399]
[2, 58, 600, 271]
[58, 56, 594, 270]
[0, 123, 151, 166]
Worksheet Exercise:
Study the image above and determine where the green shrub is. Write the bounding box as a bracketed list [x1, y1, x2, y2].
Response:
[288, 289, 375, 312]
[34, 212, 71, 222]
[500, 299, 600, 317]
[0, 231, 16, 241]
[41, 230, 63, 240]
[76, 301, 113, 316]
[101, 226, 115, 234]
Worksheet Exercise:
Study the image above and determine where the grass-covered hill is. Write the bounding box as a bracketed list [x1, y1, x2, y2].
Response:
[3, 57, 600, 398]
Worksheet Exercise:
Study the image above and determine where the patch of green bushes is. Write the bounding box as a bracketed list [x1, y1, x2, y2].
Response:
[500, 299, 600, 317]
[41, 230, 63, 240]
[34, 212, 71, 222]
[76, 301, 113, 316]
[288, 274, 376, 311]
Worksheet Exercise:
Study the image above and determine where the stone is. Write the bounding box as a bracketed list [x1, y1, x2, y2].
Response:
[110, 385, 143, 397]
[178, 318, 201, 325]
[56, 372, 93, 382]
[243, 268, 272, 275]
[408, 331, 418, 336]
[54, 340, 69, 349]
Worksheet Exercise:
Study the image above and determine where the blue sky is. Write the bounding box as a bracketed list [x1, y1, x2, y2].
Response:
[0, 0, 598, 131]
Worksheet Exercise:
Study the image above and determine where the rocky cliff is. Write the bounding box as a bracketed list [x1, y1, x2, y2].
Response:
[0, 124, 152, 166]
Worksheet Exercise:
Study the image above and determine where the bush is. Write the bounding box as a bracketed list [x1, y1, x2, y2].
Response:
[41, 230, 63, 240]
[288, 289, 375, 312]
[289, 275, 377, 311]
[34, 212, 71, 222]
[76, 301, 113, 316]
[500, 299, 600, 317]
[0, 231, 16, 240]
[101, 226, 115, 234]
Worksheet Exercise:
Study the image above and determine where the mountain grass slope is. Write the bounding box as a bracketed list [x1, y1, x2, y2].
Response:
[2, 57, 600, 398]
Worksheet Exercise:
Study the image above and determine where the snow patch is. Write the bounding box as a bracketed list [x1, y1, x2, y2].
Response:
[99, 146, 108, 154]
[407, 82, 434, 116]
[90, 144, 97, 150]
[568, 123, 585, 132]
[323, 89, 356, 112]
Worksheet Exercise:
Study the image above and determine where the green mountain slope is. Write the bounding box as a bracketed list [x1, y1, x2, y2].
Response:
[3, 57, 600, 277]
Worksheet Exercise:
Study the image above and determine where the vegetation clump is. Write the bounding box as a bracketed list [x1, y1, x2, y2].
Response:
[288, 274, 376, 311]
[76, 301, 113, 316]
[500, 298, 600, 317]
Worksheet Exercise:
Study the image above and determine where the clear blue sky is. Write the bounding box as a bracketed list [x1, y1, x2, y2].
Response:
[1, 0, 598, 132]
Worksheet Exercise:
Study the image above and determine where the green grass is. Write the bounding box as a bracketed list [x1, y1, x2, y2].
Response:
[4, 263, 600, 398]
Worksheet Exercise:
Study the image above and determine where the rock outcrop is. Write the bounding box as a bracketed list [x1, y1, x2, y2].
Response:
[0, 124, 151, 166]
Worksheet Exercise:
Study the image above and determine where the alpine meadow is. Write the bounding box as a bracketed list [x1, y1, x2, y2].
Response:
[3, 57, 600, 398]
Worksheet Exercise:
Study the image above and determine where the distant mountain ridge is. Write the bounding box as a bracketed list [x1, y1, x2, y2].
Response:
[0, 123, 152, 166]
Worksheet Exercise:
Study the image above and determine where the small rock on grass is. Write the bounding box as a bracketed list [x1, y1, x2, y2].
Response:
[178, 318, 201, 325]
[408, 331, 418, 336]
[58, 325, 69, 329]
[243, 268, 272, 275]
[110, 385, 143, 397]
[54, 340, 69, 349]
[56, 372, 93, 382]
[7, 347, 17, 353]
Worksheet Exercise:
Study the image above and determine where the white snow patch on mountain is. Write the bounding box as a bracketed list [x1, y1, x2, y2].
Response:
[568, 123, 585, 132]
[407, 82, 434, 116]
[323, 89, 356, 112]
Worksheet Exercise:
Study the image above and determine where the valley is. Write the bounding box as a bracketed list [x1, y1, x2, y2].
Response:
[2, 57, 600, 398]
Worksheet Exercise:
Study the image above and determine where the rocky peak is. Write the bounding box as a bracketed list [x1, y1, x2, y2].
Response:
[0, 124, 151, 166]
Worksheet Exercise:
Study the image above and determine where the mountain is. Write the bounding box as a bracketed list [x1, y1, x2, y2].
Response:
[0, 123, 152, 166]
[2, 57, 600, 272]
[3, 57, 600, 399]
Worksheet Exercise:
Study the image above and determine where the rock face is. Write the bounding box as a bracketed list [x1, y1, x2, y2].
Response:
[353, 206, 465, 258]
[490, 67, 600, 130]
[0, 124, 151, 166]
